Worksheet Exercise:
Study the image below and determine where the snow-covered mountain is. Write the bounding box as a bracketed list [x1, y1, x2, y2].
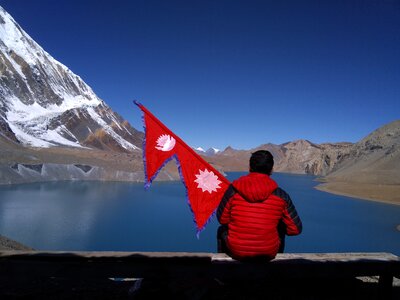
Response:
[206, 147, 220, 156]
[0, 6, 142, 151]
[194, 146, 221, 156]
[194, 147, 206, 153]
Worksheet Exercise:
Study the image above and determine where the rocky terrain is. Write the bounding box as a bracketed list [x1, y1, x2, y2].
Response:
[205, 120, 400, 204]
[324, 120, 400, 184]
[0, 234, 33, 250]
[0, 6, 142, 152]
[316, 120, 400, 204]
[205, 140, 354, 176]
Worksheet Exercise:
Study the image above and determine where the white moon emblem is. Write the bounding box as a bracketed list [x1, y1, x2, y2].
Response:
[155, 134, 176, 151]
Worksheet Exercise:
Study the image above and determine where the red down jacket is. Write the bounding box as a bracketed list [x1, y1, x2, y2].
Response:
[217, 172, 302, 260]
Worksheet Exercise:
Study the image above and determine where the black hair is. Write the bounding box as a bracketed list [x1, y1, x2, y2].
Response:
[249, 150, 274, 175]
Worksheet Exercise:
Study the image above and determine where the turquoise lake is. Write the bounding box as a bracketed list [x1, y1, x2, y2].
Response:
[0, 172, 399, 255]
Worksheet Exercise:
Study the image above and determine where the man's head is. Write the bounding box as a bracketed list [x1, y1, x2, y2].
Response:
[249, 150, 274, 175]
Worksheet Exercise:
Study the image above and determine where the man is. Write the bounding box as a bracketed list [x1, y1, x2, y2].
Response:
[217, 150, 302, 260]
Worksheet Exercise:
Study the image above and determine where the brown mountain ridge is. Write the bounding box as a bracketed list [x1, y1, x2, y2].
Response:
[1, 116, 399, 204]
[315, 120, 400, 204]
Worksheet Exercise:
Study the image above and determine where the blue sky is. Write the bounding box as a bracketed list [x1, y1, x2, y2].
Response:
[1, 0, 399, 150]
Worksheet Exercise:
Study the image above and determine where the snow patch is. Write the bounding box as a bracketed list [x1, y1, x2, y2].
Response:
[42, 128, 83, 148]
[6, 95, 100, 123]
[7, 122, 54, 147]
[5, 96, 94, 148]
[209, 147, 220, 154]
[86, 107, 139, 151]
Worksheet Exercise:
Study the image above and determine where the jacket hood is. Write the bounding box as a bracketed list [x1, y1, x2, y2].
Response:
[232, 172, 278, 203]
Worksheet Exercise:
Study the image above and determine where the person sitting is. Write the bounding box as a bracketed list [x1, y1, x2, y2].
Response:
[217, 150, 302, 260]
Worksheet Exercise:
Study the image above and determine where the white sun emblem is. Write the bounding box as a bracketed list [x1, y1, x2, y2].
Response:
[155, 134, 176, 151]
[194, 169, 222, 194]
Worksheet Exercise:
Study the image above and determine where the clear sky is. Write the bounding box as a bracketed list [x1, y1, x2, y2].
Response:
[1, 0, 399, 150]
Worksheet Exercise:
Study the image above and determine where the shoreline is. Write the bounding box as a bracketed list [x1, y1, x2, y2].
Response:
[315, 182, 400, 206]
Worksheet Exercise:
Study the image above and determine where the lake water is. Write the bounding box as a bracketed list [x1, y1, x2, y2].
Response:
[0, 172, 399, 255]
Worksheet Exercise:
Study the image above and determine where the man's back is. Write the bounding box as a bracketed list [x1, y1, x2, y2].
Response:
[217, 172, 302, 260]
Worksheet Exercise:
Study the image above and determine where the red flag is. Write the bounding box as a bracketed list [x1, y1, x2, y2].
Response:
[134, 101, 230, 235]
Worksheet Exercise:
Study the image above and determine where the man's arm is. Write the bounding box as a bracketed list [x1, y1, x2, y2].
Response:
[217, 185, 235, 224]
[273, 188, 302, 235]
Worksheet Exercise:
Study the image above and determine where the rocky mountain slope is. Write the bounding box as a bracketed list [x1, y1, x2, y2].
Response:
[206, 120, 400, 204]
[205, 140, 353, 176]
[324, 120, 400, 183]
[0, 6, 142, 152]
[195, 147, 221, 156]
[0, 6, 174, 185]
[316, 120, 400, 204]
